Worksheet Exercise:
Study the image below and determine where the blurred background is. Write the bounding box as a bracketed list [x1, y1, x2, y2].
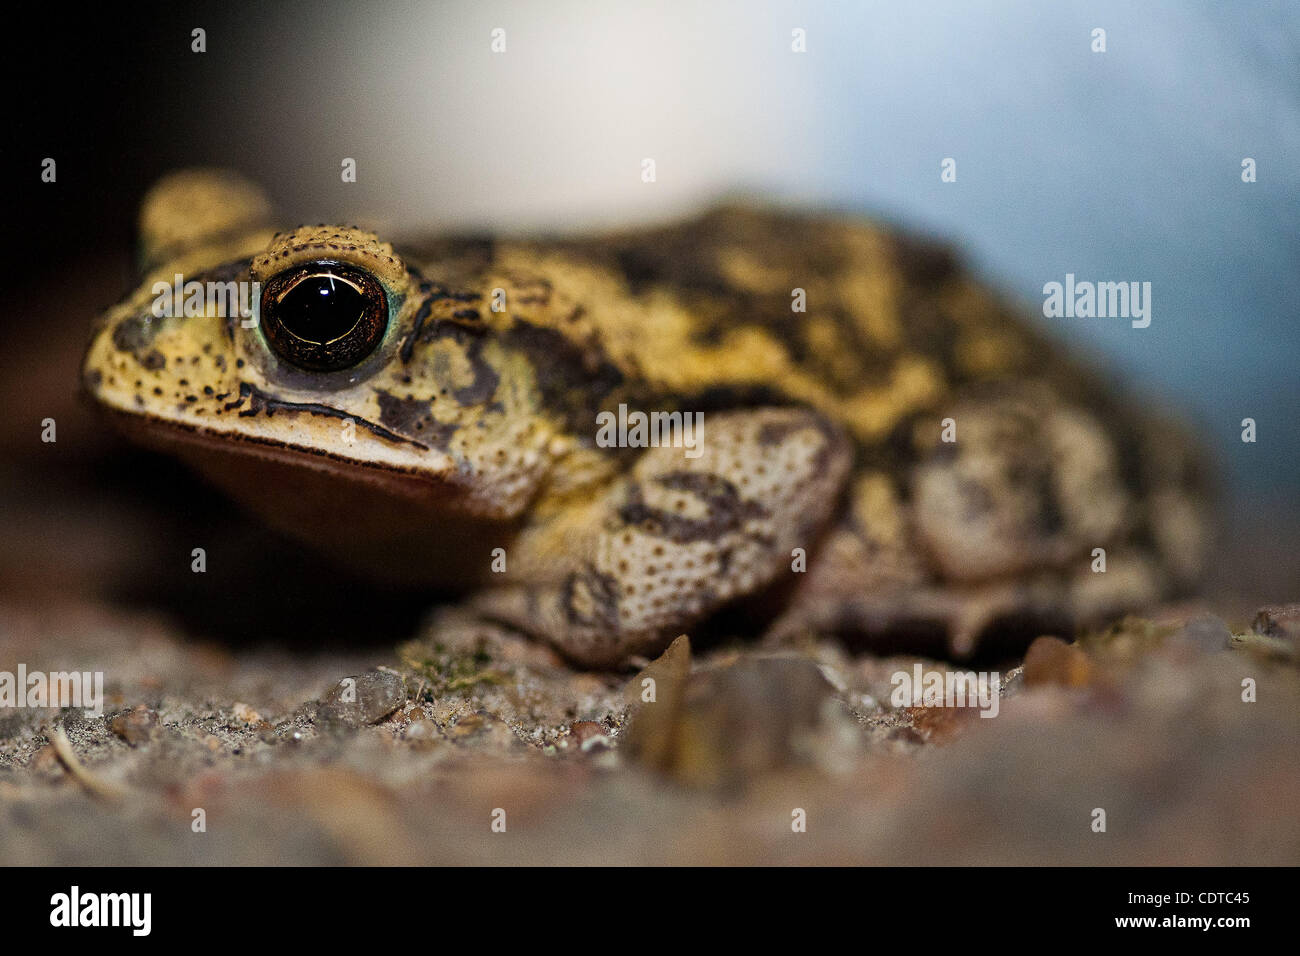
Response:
[4, 0, 1297, 643]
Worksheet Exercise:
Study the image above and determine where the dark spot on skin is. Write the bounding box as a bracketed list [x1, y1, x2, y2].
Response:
[452, 309, 481, 320]
[928, 436, 959, 464]
[419, 320, 500, 405]
[891, 233, 958, 285]
[611, 248, 662, 291]
[453, 351, 499, 405]
[86, 369, 102, 387]
[140, 350, 165, 370]
[619, 472, 769, 544]
[955, 476, 996, 520]
[562, 566, 622, 632]
[679, 383, 789, 412]
[375, 391, 459, 449]
[509, 276, 554, 307]
[755, 411, 844, 477]
[611, 246, 733, 297]
[1031, 468, 1067, 536]
[898, 297, 961, 374]
[504, 319, 624, 433]
[112, 315, 160, 354]
[757, 419, 806, 446]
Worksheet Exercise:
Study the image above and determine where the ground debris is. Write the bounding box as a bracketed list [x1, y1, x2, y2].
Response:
[1, 599, 1297, 864]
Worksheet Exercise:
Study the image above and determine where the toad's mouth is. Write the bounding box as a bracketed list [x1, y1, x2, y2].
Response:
[91, 399, 460, 504]
[92, 401, 516, 588]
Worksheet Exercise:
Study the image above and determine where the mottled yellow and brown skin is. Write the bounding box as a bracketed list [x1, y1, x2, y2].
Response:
[83, 170, 1212, 666]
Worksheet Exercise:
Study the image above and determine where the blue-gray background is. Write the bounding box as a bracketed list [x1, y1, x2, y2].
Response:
[200, 0, 1298, 496]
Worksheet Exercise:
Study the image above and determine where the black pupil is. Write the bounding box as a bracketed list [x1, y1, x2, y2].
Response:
[279, 273, 365, 344]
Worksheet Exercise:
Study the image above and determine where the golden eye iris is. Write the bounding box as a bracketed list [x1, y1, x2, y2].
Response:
[261, 262, 387, 371]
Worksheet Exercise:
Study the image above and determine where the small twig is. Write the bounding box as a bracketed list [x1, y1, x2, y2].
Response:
[49, 724, 126, 802]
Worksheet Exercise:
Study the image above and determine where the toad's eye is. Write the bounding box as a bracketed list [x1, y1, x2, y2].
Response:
[260, 262, 387, 371]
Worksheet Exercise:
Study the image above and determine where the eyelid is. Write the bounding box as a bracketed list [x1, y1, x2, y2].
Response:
[273, 267, 365, 305]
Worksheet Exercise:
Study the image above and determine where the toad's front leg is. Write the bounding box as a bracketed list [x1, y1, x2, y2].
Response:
[468, 407, 851, 667]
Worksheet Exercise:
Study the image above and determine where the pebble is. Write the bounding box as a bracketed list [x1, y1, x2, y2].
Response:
[1253, 604, 1300, 643]
[1023, 636, 1092, 688]
[445, 711, 526, 750]
[317, 669, 407, 728]
[567, 721, 613, 753]
[621, 635, 691, 771]
[402, 717, 442, 748]
[108, 706, 157, 746]
[626, 651, 841, 788]
[568, 721, 607, 747]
